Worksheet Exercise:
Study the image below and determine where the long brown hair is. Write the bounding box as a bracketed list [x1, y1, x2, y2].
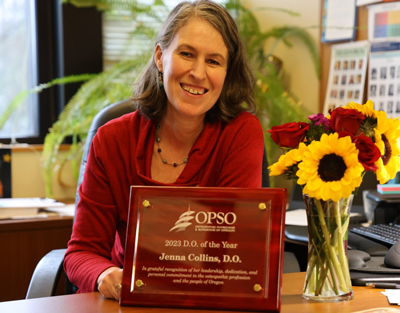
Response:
[133, 0, 255, 123]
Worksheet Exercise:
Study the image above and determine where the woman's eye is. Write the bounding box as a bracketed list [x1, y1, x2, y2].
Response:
[180, 51, 191, 57]
[208, 59, 220, 66]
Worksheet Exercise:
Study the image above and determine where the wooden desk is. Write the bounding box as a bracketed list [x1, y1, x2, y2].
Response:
[0, 216, 73, 301]
[0, 272, 391, 313]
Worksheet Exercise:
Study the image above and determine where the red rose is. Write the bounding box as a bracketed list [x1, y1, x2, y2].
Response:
[354, 135, 381, 171]
[330, 107, 365, 136]
[337, 131, 355, 141]
[267, 122, 309, 148]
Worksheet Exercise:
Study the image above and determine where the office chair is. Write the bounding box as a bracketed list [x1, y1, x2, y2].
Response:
[26, 99, 299, 299]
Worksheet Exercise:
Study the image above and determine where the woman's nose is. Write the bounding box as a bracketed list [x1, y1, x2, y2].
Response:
[190, 60, 206, 80]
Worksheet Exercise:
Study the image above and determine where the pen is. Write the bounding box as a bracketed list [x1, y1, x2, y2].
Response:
[366, 282, 400, 289]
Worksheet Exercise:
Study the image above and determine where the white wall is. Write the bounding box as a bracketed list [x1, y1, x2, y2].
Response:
[11, 147, 77, 200]
[243, 0, 321, 113]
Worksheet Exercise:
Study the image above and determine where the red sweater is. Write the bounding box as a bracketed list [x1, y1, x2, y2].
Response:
[64, 110, 264, 292]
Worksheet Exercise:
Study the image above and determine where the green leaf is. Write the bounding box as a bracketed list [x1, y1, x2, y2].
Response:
[0, 74, 96, 131]
[41, 55, 148, 197]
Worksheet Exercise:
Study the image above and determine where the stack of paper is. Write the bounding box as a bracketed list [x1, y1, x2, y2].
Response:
[383, 290, 400, 307]
[285, 209, 363, 226]
[377, 184, 400, 195]
[0, 198, 65, 219]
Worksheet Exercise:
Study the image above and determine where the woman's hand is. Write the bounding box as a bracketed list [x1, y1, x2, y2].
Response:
[97, 267, 123, 300]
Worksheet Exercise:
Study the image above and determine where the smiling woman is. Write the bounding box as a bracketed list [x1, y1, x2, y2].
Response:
[64, 0, 265, 302]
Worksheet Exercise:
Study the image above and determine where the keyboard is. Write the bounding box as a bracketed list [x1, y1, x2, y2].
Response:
[350, 224, 400, 246]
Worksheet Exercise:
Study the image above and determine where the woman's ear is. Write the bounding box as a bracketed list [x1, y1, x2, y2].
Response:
[154, 44, 163, 72]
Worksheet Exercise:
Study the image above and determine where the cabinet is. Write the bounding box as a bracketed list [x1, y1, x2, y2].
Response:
[0, 216, 73, 301]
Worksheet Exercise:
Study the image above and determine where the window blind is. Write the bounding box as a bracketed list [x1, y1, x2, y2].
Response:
[102, 0, 226, 69]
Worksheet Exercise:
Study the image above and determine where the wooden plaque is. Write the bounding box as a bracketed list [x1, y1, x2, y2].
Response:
[120, 186, 287, 312]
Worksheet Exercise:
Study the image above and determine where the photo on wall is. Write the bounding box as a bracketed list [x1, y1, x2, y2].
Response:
[368, 41, 400, 118]
[323, 41, 369, 115]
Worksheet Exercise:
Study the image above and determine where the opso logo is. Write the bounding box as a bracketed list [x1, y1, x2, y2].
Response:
[195, 211, 236, 225]
[169, 206, 195, 232]
[170, 206, 237, 232]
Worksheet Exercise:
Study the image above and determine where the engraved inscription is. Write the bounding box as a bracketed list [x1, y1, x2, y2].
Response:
[142, 266, 259, 286]
[159, 240, 241, 263]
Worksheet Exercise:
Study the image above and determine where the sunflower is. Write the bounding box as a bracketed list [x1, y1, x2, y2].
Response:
[343, 100, 378, 118]
[374, 111, 400, 184]
[296, 133, 364, 201]
[268, 143, 307, 179]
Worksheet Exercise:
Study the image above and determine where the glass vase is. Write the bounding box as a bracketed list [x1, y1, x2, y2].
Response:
[302, 194, 354, 302]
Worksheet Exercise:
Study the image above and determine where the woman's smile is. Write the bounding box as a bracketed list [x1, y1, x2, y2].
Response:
[181, 83, 207, 95]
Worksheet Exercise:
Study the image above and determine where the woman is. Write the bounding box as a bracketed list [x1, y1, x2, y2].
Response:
[64, 0, 264, 301]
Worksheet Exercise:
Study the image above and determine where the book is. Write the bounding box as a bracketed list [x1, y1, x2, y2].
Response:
[377, 184, 400, 194]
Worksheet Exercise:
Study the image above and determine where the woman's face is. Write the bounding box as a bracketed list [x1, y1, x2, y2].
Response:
[155, 18, 229, 122]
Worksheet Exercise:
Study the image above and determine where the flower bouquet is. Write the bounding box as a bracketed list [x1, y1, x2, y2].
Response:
[267, 101, 400, 302]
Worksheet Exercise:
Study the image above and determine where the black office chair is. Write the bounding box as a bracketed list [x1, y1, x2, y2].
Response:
[26, 99, 299, 299]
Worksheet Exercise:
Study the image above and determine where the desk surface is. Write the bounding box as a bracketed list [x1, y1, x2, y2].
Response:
[0, 272, 391, 313]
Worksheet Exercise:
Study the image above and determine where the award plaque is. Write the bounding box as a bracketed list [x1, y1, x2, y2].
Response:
[120, 186, 287, 312]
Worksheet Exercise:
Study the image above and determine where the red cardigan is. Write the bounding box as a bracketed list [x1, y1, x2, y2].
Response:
[64, 110, 264, 292]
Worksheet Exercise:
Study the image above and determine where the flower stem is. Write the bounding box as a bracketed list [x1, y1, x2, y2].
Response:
[333, 201, 351, 290]
[303, 246, 318, 293]
[315, 256, 327, 295]
[303, 212, 326, 292]
[315, 199, 347, 292]
[326, 255, 339, 294]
